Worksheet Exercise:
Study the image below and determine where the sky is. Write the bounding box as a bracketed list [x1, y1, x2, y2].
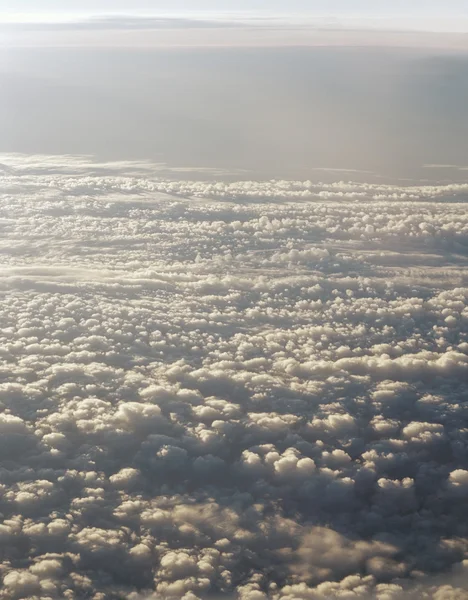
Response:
[1, 0, 468, 29]
[1, 1, 468, 180]
[1, 0, 467, 15]
[2, 2, 468, 599]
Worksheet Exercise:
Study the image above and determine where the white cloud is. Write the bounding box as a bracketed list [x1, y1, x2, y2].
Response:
[0, 152, 468, 598]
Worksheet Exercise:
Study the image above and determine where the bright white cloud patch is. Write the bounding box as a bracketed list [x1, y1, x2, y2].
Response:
[0, 153, 468, 598]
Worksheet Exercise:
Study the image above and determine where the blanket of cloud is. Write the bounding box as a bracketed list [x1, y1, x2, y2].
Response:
[1, 153, 468, 599]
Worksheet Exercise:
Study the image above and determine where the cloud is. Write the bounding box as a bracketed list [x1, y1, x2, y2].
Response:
[0, 16, 243, 31]
[0, 153, 467, 598]
[2, 14, 468, 48]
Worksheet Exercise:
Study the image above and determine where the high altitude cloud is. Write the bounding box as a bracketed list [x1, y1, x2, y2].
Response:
[0, 153, 468, 598]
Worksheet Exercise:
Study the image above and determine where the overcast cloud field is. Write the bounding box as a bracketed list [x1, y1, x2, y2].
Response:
[2, 3, 468, 599]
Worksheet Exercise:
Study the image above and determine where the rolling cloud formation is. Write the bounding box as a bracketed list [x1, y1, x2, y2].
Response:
[0, 154, 468, 598]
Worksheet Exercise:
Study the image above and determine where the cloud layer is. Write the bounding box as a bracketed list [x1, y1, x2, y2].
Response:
[0, 154, 468, 598]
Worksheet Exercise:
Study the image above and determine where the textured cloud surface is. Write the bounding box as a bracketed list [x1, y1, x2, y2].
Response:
[1, 153, 468, 599]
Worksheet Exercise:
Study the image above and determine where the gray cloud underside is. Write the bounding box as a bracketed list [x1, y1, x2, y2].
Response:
[1, 154, 468, 599]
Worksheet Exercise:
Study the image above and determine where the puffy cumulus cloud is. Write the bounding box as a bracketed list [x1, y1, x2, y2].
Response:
[0, 153, 468, 598]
